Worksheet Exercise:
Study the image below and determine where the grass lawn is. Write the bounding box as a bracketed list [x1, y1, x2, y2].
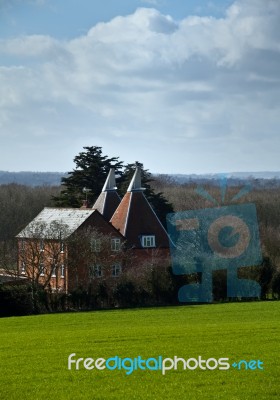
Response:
[0, 301, 279, 400]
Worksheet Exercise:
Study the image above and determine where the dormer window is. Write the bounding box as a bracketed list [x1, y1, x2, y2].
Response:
[141, 235, 156, 248]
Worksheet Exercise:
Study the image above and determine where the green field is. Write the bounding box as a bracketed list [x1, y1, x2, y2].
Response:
[0, 302, 279, 400]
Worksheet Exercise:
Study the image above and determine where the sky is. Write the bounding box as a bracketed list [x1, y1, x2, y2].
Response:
[0, 0, 279, 174]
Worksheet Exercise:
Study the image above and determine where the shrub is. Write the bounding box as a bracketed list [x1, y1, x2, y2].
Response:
[0, 284, 34, 317]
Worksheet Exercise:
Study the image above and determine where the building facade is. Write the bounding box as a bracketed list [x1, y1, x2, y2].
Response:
[17, 167, 171, 293]
[17, 208, 125, 293]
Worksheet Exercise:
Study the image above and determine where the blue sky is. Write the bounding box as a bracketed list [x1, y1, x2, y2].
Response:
[0, 0, 279, 173]
[0, 1, 232, 38]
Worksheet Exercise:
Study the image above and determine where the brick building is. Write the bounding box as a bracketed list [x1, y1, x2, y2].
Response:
[17, 208, 124, 293]
[110, 166, 170, 266]
[17, 167, 170, 293]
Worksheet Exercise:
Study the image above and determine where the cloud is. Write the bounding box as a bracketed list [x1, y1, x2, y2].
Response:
[0, 35, 62, 57]
[0, 0, 280, 172]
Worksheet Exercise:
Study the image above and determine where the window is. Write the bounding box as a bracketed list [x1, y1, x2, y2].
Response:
[21, 262, 26, 275]
[40, 240, 44, 252]
[51, 266, 56, 278]
[89, 265, 103, 278]
[112, 264, 122, 277]
[91, 238, 101, 252]
[60, 264, 65, 278]
[60, 242, 64, 253]
[20, 240, 25, 251]
[111, 238, 121, 251]
[39, 263, 45, 277]
[141, 235, 156, 248]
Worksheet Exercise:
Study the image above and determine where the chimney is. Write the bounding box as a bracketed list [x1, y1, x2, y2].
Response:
[80, 199, 89, 209]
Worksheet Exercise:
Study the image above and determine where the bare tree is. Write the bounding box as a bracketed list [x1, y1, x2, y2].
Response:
[66, 227, 128, 292]
[0, 240, 18, 282]
[18, 221, 70, 300]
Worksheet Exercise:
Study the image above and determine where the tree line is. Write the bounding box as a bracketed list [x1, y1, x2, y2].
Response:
[0, 146, 280, 316]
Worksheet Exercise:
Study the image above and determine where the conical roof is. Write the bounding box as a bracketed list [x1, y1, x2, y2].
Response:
[110, 167, 169, 248]
[102, 168, 117, 192]
[93, 169, 121, 221]
[127, 167, 145, 192]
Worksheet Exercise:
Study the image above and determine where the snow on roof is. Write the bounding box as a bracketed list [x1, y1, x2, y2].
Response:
[17, 207, 96, 239]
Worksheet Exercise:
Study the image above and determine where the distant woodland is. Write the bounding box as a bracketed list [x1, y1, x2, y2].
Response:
[0, 174, 279, 265]
[0, 171, 66, 187]
[0, 173, 280, 308]
[0, 170, 280, 187]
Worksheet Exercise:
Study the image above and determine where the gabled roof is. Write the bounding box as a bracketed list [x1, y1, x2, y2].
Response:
[110, 167, 169, 248]
[17, 208, 97, 239]
[92, 168, 121, 221]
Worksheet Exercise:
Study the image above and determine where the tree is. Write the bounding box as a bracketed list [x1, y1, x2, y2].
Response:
[0, 240, 18, 277]
[53, 148, 173, 226]
[258, 256, 276, 299]
[66, 227, 127, 289]
[53, 146, 123, 207]
[0, 183, 60, 242]
[18, 221, 70, 311]
[272, 271, 280, 299]
[0, 284, 34, 317]
[119, 161, 174, 227]
[66, 227, 131, 309]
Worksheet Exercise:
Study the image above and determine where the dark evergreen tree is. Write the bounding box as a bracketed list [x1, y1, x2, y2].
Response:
[53, 146, 123, 207]
[53, 148, 173, 225]
[119, 161, 174, 227]
[258, 256, 276, 299]
[272, 272, 280, 299]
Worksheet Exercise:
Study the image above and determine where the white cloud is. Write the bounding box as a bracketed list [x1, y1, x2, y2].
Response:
[0, 35, 63, 57]
[0, 0, 280, 172]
